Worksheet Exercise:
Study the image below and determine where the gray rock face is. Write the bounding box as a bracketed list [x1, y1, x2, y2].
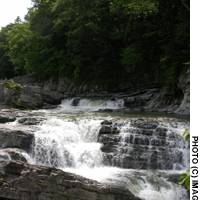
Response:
[123, 70, 190, 116]
[0, 80, 64, 109]
[0, 161, 140, 200]
[17, 85, 63, 109]
[98, 119, 188, 170]
[0, 114, 16, 123]
[99, 125, 120, 135]
[175, 69, 190, 115]
[132, 119, 159, 129]
[0, 69, 190, 115]
[123, 88, 182, 114]
[0, 128, 33, 151]
[18, 117, 44, 125]
[0, 148, 28, 162]
[71, 97, 81, 106]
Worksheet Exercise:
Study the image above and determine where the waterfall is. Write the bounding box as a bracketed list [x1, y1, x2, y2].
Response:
[33, 118, 103, 168]
[57, 98, 124, 112]
[116, 120, 189, 170]
[31, 98, 189, 200]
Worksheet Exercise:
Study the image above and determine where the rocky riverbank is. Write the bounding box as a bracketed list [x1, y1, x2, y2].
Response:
[0, 69, 189, 116]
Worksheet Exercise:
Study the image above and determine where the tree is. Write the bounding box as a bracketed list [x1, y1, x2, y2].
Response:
[6, 23, 32, 75]
[0, 26, 15, 78]
[0, 0, 189, 89]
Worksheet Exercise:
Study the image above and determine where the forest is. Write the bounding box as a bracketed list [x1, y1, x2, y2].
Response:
[0, 0, 189, 90]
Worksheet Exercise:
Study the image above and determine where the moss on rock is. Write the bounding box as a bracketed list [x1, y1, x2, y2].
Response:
[3, 80, 23, 92]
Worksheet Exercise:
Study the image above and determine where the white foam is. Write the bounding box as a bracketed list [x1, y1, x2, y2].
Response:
[58, 98, 124, 113]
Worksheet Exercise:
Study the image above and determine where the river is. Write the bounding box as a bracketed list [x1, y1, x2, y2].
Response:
[7, 98, 189, 200]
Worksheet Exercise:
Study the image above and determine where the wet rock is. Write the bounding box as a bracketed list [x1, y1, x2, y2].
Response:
[18, 117, 43, 125]
[101, 120, 113, 126]
[0, 152, 10, 161]
[167, 174, 180, 184]
[151, 138, 166, 146]
[98, 134, 121, 144]
[42, 103, 58, 109]
[99, 125, 119, 135]
[101, 144, 119, 153]
[0, 114, 16, 123]
[99, 119, 188, 170]
[133, 119, 159, 129]
[139, 129, 153, 136]
[98, 109, 114, 112]
[134, 136, 150, 145]
[154, 127, 168, 137]
[0, 128, 34, 151]
[124, 96, 146, 108]
[0, 160, 140, 200]
[0, 148, 28, 162]
[71, 98, 80, 106]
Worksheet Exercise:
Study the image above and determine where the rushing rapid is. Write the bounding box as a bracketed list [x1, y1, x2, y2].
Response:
[30, 98, 189, 200]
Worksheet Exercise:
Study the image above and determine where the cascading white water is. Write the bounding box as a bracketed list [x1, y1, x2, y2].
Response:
[118, 120, 190, 170]
[33, 117, 103, 168]
[58, 98, 124, 112]
[31, 98, 189, 200]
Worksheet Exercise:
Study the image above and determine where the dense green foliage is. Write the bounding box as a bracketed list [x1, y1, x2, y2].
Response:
[0, 0, 189, 89]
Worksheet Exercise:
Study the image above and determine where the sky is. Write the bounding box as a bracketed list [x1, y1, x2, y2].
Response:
[0, 0, 32, 28]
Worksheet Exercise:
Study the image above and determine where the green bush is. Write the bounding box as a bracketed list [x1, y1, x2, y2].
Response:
[179, 129, 190, 192]
[179, 171, 190, 192]
[183, 129, 190, 142]
[3, 80, 23, 92]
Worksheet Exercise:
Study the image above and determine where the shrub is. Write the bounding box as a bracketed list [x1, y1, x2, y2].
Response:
[3, 80, 23, 92]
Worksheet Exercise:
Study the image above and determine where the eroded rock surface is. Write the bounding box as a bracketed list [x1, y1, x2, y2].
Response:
[18, 117, 44, 125]
[0, 113, 16, 123]
[0, 148, 28, 162]
[0, 128, 33, 151]
[0, 160, 140, 200]
[0, 80, 63, 109]
[98, 119, 188, 170]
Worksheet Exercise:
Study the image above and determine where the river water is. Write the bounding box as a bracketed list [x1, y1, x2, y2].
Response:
[28, 98, 189, 200]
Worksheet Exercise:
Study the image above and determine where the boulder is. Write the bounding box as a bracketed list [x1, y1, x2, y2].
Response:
[98, 123, 120, 135]
[18, 117, 44, 125]
[0, 128, 34, 151]
[0, 80, 64, 109]
[101, 120, 113, 126]
[0, 160, 140, 200]
[0, 114, 16, 123]
[0, 148, 28, 162]
[71, 97, 80, 106]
